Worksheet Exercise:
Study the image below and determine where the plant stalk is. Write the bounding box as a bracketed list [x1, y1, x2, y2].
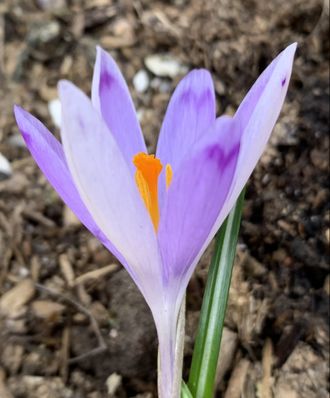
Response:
[158, 295, 186, 398]
[187, 189, 245, 397]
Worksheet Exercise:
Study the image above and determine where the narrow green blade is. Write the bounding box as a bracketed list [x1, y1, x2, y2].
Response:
[181, 381, 193, 398]
[187, 189, 245, 397]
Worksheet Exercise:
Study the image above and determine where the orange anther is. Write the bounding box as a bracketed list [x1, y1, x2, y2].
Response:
[133, 153, 163, 231]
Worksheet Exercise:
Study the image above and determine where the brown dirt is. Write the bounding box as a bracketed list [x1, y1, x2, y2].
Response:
[0, 0, 329, 397]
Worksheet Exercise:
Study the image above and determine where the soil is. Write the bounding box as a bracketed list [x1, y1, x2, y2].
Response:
[0, 0, 329, 397]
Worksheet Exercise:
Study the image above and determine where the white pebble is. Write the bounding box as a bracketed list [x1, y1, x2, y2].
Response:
[145, 54, 188, 78]
[106, 373, 122, 395]
[0, 152, 12, 179]
[37, 0, 66, 10]
[48, 98, 62, 129]
[133, 69, 150, 93]
[136, 109, 145, 122]
[8, 133, 25, 148]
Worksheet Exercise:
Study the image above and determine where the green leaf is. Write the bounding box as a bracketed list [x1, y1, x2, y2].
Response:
[181, 380, 193, 398]
[187, 189, 245, 397]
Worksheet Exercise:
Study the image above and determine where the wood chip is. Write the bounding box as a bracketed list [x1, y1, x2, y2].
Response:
[1, 344, 24, 373]
[31, 300, 65, 319]
[22, 208, 56, 228]
[0, 12, 4, 80]
[0, 173, 29, 195]
[323, 274, 330, 295]
[59, 253, 75, 287]
[258, 339, 274, 398]
[30, 255, 41, 282]
[100, 18, 136, 48]
[0, 279, 35, 316]
[60, 327, 70, 382]
[0, 368, 13, 398]
[224, 358, 250, 398]
[277, 219, 296, 236]
[216, 327, 238, 385]
[74, 263, 118, 285]
[62, 206, 80, 227]
[76, 283, 91, 306]
[106, 373, 122, 396]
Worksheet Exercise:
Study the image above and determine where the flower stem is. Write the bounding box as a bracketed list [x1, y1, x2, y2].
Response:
[157, 295, 186, 398]
[187, 189, 245, 397]
[173, 294, 186, 397]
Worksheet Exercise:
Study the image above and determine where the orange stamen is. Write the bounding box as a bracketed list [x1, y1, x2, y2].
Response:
[133, 152, 163, 231]
[165, 164, 173, 190]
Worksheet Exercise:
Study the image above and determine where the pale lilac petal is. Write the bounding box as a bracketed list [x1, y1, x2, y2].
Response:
[91, 46, 146, 174]
[158, 116, 240, 295]
[179, 43, 297, 292]
[14, 106, 104, 243]
[158, 117, 240, 334]
[13, 105, 142, 283]
[220, 43, 297, 227]
[59, 80, 163, 306]
[156, 69, 216, 172]
[234, 51, 280, 129]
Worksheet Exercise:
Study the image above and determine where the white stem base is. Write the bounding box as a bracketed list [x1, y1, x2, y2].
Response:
[157, 295, 186, 398]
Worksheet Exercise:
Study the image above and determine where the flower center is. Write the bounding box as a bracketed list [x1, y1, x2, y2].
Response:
[133, 152, 172, 231]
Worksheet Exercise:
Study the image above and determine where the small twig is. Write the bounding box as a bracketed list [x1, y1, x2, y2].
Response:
[68, 346, 108, 364]
[7, 334, 59, 347]
[0, 247, 12, 289]
[35, 283, 107, 364]
[60, 327, 70, 382]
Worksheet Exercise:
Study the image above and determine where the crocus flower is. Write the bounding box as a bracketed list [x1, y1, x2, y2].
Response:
[14, 43, 296, 398]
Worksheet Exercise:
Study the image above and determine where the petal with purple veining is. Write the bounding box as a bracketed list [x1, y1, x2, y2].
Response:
[92, 46, 146, 175]
[183, 43, 297, 286]
[218, 43, 297, 229]
[59, 80, 163, 307]
[156, 69, 216, 172]
[13, 105, 144, 286]
[158, 116, 240, 296]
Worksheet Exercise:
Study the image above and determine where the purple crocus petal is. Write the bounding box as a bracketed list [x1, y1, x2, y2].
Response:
[156, 69, 216, 172]
[14, 106, 105, 243]
[158, 116, 240, 297]
[175, 43, 297, 296]
[13, 105, 142, 286]
[218, 43, 297, 228]
[91, 46, 146, 174]
[59, 80, 164, 306]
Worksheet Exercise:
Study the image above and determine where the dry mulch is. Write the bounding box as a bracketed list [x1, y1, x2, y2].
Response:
[0, 0, 329, 397]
